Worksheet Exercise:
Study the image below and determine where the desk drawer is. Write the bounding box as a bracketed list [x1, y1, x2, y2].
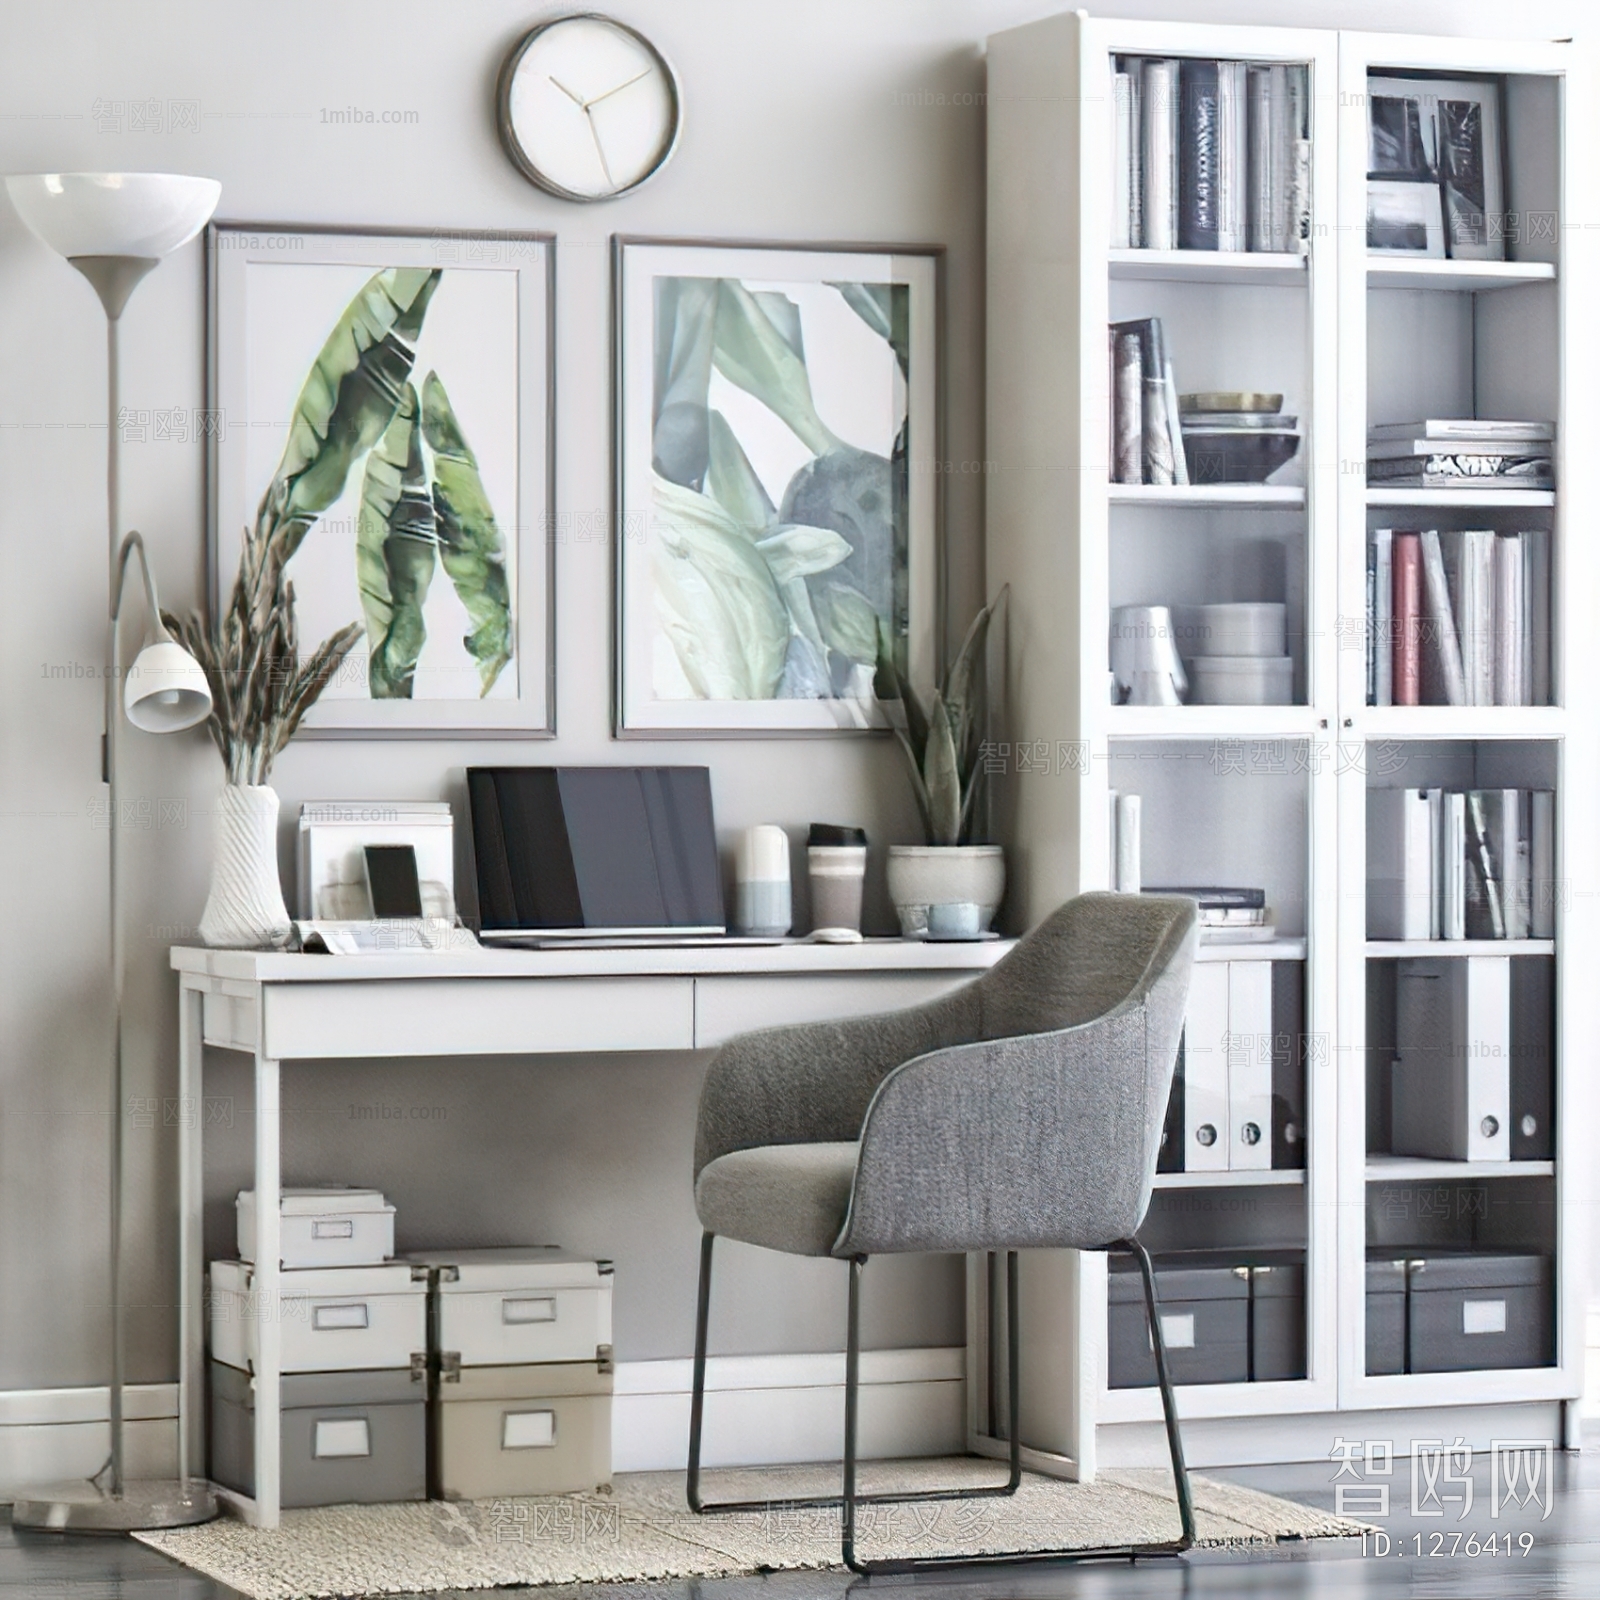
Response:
[203, 992, 258, 1050]
[261, 978, 695, 1059]
[694, 974, 976, 1049]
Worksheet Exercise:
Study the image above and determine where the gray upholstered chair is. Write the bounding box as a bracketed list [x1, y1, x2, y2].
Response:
[687, 891, 1200, 1573]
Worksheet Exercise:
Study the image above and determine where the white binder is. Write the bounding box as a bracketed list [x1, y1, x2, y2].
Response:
[1182, 963, 1230, 1171]
[1227, 961, 1274, 1170]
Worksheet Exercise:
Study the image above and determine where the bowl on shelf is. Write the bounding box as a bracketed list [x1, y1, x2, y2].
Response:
[1179, 391, 1283, 416]
[1181, 428, 1301, 485]
[1187, 654, 1294, 706]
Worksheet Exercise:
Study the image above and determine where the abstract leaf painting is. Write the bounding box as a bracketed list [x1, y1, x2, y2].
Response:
[209, 227, 553, 735]
[615, 240, 939, 734]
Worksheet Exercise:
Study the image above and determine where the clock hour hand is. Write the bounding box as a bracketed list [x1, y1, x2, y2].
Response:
[584, 66, 653, 109]
[547, 74, 588, 109]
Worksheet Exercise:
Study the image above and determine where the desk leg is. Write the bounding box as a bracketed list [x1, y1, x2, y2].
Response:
[176, 985, 205, 1482]
[252, 1054, 282, 1529]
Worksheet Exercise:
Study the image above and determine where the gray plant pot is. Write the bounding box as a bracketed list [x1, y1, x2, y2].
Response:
[886, 844, 1006, 939]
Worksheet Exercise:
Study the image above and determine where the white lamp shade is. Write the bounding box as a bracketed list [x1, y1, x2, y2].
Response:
[124, 639, 212, 733]
[5, 173, 219, 260]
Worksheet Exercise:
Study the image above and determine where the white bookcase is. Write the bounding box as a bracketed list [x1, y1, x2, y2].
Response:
[978, 11, 1596, 1477]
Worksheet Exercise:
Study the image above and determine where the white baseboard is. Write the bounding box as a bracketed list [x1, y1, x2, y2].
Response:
[0, 1384, 179, 1499]
[0, 1350, 965, 1497]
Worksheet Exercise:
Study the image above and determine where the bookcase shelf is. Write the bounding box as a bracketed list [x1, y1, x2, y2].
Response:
[1366, 257, 1557, 292]
[1366, 1155, 1555, 1181]
[987, 10, 1589, 1473]
[1111, 247, 1308, 286]
[1364, 939, 1556, 959]
[1364, 486, 1555, 509]
[1111, 483, 1304, 509]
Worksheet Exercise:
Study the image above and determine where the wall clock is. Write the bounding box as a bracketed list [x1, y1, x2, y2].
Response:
[497, 14, 681, 202]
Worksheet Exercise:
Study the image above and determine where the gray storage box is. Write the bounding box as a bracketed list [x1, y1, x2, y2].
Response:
[1366, 1257, 1408, 1375]
[1245, 1253, 1306, 1382]
[209, 1361, 426, 1507]
[1108, 1257, 1249, 1388]
[1408, 1252, 1553, 1373]
[434, 1359, 613, 1500]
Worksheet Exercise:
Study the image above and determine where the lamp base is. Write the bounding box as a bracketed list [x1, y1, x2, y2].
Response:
[11, 1476, 219, 1531]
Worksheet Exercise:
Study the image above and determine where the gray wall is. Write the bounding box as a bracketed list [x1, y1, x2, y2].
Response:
[0, 0, 1587, 1391]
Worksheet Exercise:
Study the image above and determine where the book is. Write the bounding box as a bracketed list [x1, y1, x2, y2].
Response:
[1142, 59, 1179, 251]
[1439, 790, 1467, 940]
[1126, 59, 1144, 249]
[1112, 70, 1134, 250]
[1464, 790, 1507, 940]
[1114, 330, 1143, 484]
[1369, 419, 1556, 443]
[1442, 528, 1495, 706]
[1178, 59, 1221, 250]
[1162, 360, 1190, 485]
[1489, 790, 1528, 940]
[1247, 64, 1278, 252]
[1372, 528, 1394, 706]
[1112, 317, 1176, 485]
[1391, 532, 1423, 706]
[1365, 535, 1377, 706]
[1199, 906, 1267, 927]
[1217, 60, 1248, 253]
[1367, 453, 1554, 484]
[1524, 528, 1551, 705]
[1367, 788, 1434, 940]
[1146, 885, 1266, 909]
[1530, 790, 1556, 939]
[1367, 436, 1555, 461]
[1418, 529, 1467, 706]
[1288, 65, 1312, 253]
[1493, 534, 1525, 706]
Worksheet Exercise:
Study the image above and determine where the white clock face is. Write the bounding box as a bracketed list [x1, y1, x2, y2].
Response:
[500, 15, 679, 202]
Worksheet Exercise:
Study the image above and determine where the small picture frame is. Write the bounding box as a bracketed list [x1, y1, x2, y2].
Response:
[612, 237, 940, 736]
[1366, 75, 1506, 261]
[207, 224, 555, 736]
[1367, 178, 1446, 257]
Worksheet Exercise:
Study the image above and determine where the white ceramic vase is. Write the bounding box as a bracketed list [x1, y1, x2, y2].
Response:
[199, 785, 292, 949]
[886, 844, 1006, 939]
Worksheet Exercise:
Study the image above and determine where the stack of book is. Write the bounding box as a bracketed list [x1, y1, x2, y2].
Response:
[1365, 527, 1551, 706]
[1110, 316, 1186, 485]
[1367, 787, 1556, 941]
[1146, 885, 1274, 943]
[1367, 420, 1555, 489]
[1111, 57, 1311, 254]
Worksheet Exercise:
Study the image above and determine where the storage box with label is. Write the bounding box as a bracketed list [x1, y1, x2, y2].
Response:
[1407, 1252, 1553, 1373]
[209, 1259, 428, 1375]
[236, 1187, 395, 1269]
[405, 1247, 613, 1367]
[209, 1361, 426, 1507]
[1108, 1256, 1249, 1388]
[432, 1359, 613, 1499]
[1244, 1253, 1306, 1382]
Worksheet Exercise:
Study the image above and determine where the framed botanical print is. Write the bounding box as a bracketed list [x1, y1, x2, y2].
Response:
[207, 225, 554, 735]
[612, 237, 940, 735]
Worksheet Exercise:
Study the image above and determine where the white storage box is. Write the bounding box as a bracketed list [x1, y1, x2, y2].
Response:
[210, 1260, 427, 1375]
[405, 1248, 613, 1368]
[1188, 655, 1294, 706]
[237, 1187, 395, 1269]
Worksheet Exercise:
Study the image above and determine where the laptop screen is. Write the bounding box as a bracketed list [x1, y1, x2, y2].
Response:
[468, 767, 725, 936]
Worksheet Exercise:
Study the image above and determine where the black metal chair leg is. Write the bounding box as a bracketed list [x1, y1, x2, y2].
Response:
[844, 1244, 1193, 1574]
[690, 1237, 1021, 1522]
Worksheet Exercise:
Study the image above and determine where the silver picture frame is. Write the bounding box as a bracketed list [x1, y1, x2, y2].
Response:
[611, 235, 942, 737]
[206, 222, 556, 737]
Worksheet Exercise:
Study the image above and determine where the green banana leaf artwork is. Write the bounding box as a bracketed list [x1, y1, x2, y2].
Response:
[648, 273, 912, 709]
[252, 265, 515, 702]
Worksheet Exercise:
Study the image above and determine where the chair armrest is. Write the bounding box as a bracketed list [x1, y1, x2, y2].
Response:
[835, 1002, 1169, 1257]
[693, 980, 983, 1179]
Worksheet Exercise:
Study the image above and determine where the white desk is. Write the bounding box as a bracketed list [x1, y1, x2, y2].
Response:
[171, 938, 1011, 1527]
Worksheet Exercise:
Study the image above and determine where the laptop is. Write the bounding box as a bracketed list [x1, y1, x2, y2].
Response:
[468, 766, 738, 946]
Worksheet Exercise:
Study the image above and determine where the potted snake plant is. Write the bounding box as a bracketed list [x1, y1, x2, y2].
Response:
[876, 589, 1007, 938]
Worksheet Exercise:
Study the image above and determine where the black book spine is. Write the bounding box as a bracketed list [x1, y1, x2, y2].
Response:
[1179, 59, 1221, 250]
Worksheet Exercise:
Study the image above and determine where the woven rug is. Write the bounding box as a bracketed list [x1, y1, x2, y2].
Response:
[134, 1458, 1367, 1599]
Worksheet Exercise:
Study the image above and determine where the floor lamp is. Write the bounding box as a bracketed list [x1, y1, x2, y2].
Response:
[5, 173, 222, 1531]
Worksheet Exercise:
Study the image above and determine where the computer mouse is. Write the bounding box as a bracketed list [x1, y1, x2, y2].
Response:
[805, 927, 865, 944]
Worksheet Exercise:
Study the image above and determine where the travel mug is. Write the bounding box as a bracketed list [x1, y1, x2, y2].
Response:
[807, 824, 868, 933]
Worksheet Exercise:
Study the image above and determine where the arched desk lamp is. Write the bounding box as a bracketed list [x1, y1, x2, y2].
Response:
[5, 173, 221, 1531]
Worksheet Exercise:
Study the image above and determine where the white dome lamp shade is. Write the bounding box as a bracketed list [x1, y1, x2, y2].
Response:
[4, 172, 219, 317]
[124, 635, 212, 734]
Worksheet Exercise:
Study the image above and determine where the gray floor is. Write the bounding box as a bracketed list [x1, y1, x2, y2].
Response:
[4, 1448, 1598, 1600]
